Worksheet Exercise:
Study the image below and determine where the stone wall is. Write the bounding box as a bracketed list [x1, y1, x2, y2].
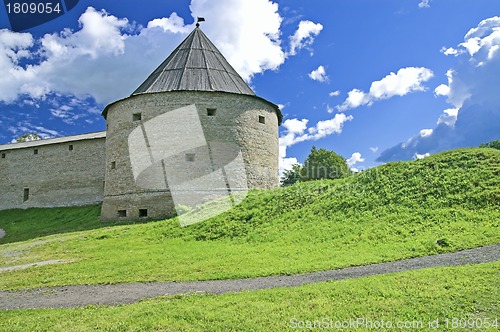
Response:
[0, 133, 106, 210]
[101, 90, 279, 221]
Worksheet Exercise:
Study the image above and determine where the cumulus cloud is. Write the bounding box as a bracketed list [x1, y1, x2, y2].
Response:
[309, 65, 328, 82]
[0, 0, 315, 106]
[279, 113, 353, 175]
[460, 16, 500, 61]
[346, 152, 364, 167]
[437, 108, 458, 126]
[440, 47, 462, 56]
[378, 17, 500, 162]
[147, 12, 191, 33]
[288, 20, 323, 55]
[329, 90, 340, 97]
[434, 84, 450, 97]
[0, 7, 181, 104]
[337, 67, 434, 111]
[190, 0, 285, 81]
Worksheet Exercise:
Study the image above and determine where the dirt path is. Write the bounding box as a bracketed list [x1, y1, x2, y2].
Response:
[0, 244, 498, 310]
[0, 259, 75, 273]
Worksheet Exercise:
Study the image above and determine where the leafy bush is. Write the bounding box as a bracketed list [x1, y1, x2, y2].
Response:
[480, 140, 500, 150]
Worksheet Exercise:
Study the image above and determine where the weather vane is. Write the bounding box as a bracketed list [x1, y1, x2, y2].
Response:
[196, 17, 205, 27]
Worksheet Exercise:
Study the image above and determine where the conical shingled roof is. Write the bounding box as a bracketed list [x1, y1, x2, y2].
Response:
[132, 27, 255, 96]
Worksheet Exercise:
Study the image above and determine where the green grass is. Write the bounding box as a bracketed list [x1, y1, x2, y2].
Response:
[0, 205, 146, 245]
[0, 262, 498, 331]
[0, 147, 498, 291]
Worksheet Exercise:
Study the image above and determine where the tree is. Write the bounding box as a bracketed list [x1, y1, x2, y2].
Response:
[300, 146, 351, 181]
[280, 163, 303, 186]
[15, 133, 41, 143]
[480, 140, 500, 150]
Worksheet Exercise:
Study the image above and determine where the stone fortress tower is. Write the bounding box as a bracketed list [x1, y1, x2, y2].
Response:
[100, 26, 282, 221]
[0, 25, 281, 220]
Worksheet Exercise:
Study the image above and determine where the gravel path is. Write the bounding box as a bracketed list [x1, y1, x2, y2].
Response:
[0, 244, 498, 310]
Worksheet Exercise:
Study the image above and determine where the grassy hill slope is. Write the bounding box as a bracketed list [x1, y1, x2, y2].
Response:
[0, 147, 498, 290]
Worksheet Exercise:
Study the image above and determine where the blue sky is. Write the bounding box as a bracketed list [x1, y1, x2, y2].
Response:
[0, 0, 499, 174]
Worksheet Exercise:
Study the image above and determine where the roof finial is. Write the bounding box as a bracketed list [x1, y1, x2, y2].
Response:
[196, 17, 205, 28]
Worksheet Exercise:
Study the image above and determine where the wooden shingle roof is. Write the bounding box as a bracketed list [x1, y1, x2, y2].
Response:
[132, 27, 255, 96]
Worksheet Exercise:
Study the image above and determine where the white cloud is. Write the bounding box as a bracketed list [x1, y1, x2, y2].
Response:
[460, 17, 500, 60]
[369, 147, 378, 153]
[308, 114, 353, 140]
[418, 0, 430, 9]
[419, 129, 433, 137]
[283, 118, 308, 134]
[434, 84, 450, 97]
[147, 13, 191, 33]
[279, 156, 300, 177]
[437, 108, 458, 126]
[440, 47, 462, 56]
[288, 20, 323, 55]
[329, 90, 340, 97]
[0, 1, 305, 105]
[337, 67, 434, 111]
[0, 30, 35, 102]
[338, 89, 367, 110]
[414, 152, 430, 159]
[0, 7, 148, 104]
[279, 113, 353, 175]
[190, 0, 285, 81]
[433, 69, 470, 109]
[378, 17, 500, 163]
[346, 152, 364, 167]
[309, 65, 328, 82]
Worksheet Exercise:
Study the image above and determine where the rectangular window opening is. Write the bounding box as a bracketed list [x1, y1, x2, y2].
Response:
[207, 108, 216, 116]
[139, 209, 148, 218]
[185, 153, 195, 162]
[69, 144, 74, 151]
[133, 113, 142, 121]
[23, 188, 29, 202]
[33, 149, 38, 155]
[1, 153, 5, 159]
[259, 115, 266, 124]
[111, 161, 116, 169]
[117, 210, 127, 218]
